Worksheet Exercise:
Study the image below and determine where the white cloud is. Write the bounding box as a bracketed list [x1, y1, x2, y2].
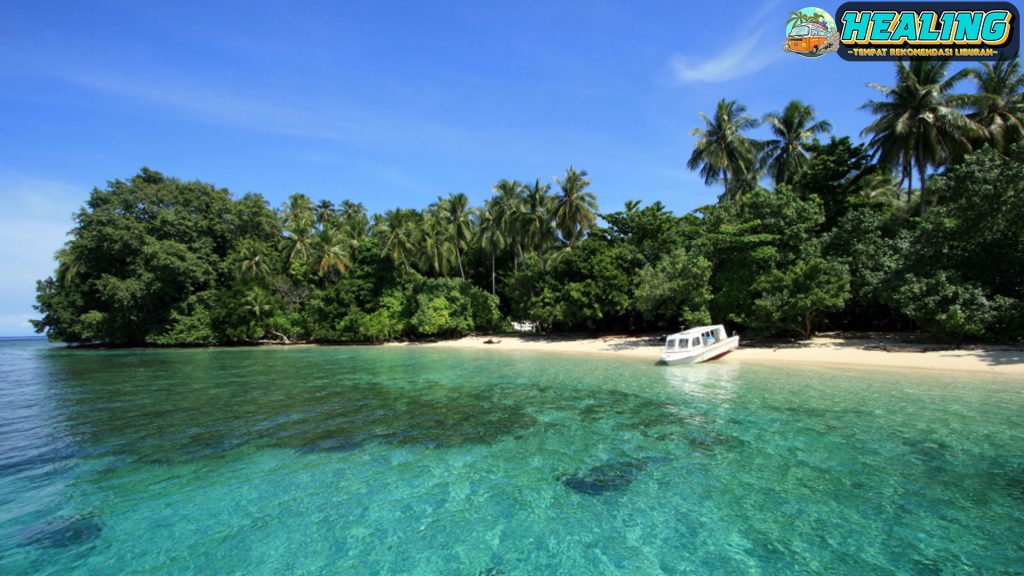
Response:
[47, 69, 484, 154]
[671, 31, 783, 83]
[669, 0, 785, 83]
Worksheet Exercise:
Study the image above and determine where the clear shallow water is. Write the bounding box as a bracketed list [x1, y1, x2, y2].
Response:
[0, 339, 1022, 575]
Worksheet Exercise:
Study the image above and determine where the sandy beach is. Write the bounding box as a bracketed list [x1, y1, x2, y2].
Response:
[386, 334, 1024, 376]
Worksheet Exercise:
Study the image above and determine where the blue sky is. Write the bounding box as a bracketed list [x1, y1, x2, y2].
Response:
[0, 1, 937, 335]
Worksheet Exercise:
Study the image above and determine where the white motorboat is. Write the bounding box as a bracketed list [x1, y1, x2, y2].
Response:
[658, 325, 739, 364]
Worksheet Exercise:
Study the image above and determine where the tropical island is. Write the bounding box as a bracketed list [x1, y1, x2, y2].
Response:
[31, 60, 1024, 361]
[6, 2, 1024, 571]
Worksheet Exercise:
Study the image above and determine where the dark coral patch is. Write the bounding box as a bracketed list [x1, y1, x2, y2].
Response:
[560, 459, 647, 495]
[1006, 467, 1024, 499]
[18, 514, 102, 549]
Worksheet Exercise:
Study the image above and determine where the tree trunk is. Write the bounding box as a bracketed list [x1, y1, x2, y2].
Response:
[917, 159, 927, 218]
[490, 251, 496, 294]
[723, 173, 730, 202]
[905, 164, 913, 205]
[456, 249, 465, 280]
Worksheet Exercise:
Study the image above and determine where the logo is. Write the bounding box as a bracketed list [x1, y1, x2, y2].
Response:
[785, 7, 839, 57]
[785, 3, 1021, 61]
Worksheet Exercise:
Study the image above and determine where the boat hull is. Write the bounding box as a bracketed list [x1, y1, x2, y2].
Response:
[659, 336, 739, 364]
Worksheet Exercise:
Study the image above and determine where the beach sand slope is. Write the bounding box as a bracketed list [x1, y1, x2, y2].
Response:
[386, 335, 1024, 375]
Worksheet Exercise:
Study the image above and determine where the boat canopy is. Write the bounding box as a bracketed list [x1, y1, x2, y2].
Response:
[664, 325, 727, 351]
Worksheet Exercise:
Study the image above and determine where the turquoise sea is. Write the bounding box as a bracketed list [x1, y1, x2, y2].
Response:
[0, 337, 1022, 575]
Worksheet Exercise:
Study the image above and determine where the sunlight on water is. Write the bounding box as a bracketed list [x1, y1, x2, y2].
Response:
[0, 339, 1022, 574]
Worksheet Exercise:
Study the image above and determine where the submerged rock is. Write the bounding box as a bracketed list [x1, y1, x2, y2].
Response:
[18, 514, 102, 549]
[1007, 467, 1024, 499]
[294, 435, 368, 455]
[559, 459, 647, 495]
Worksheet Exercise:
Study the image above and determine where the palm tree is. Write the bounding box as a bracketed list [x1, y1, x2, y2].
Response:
[419, 209, 454, 277]
[281, 194, 315, 271]
[283, 194, 315, 232]
[309, 225, 353, 281]
[965, 58, 1024, 153]
[728, 168, 766, 200]
[338, 200, 369, 242]
[688, 99, 760, 201]
[243, 290, 271, 319]
[491, 179, 525, 271]
[861, 60, 976, 216]
[376, 208, 419, 271]
[787, 10, 809, 29]
[855, 171, 902, 207]
[314, 200, 337, 228]
[761, 100, 832, 185]
[477, 201, 506, 294]
[553, 166, 599, 249]
[519, 179, 555, 258]
[235, 240, 272, 282]
[55, 247, 81, 284]
[437, 192, 474, 279]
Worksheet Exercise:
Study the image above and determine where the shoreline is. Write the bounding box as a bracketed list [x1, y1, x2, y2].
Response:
[38, 333, 1024, 376]
[384, 334, 1024, 376]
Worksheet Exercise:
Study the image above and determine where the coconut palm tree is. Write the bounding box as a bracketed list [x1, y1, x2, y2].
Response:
[55, 247, 81, 284]
[283, 194, 315, 233]
[309, 224, 354, 281]
[338, 200, 369, 242]
[419, 209, 454, 277]
[553, 166, 598, 249]
[861, 60, 977, 216]
[281, 194, 316, 272]
[688, 99, 760, 201]
[519, 179, 555, 258]
[314, 200, 337, 228]
[761, 100, 832, 185]
[491, 179, 525, 271]
[242, 290, 271, 324]
[437, 192, 474, 279]
[477, 200, 506, 294]
[855, 171, 903, 208]
[376, 208, 419, 271]
[235, 240, 272, 282]
[965, 57, 1024, 153]
[786, 10, 809, 29]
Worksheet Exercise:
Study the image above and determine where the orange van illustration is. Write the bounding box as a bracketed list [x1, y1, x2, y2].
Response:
[786, 21, 830, 54]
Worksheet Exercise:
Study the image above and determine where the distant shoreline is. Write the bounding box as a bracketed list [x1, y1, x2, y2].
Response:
[383, 333, 1024, 376]
[23, 332, 1024, 376]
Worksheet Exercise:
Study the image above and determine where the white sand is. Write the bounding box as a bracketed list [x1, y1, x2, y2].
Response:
[385, 334, 1024, 376]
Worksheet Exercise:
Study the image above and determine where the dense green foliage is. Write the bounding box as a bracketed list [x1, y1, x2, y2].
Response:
[33, 61, 1024, 344]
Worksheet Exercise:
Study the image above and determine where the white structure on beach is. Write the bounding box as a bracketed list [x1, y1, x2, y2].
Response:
[659, 325, 739, 364]
[511, 321, 536, 332]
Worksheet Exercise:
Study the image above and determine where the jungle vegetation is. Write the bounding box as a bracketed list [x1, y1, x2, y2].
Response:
[33, 59, 1024, 345]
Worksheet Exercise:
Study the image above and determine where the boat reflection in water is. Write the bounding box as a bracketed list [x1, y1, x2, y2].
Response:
[661, 362, 741, 402]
